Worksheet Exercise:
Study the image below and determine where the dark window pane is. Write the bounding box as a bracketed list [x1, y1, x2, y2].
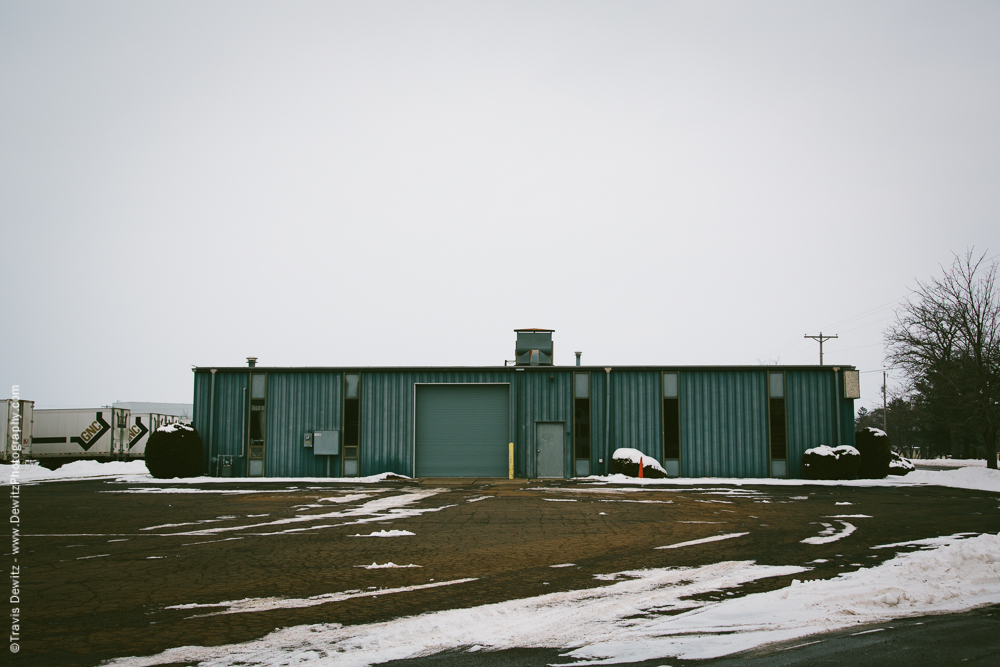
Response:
[663, 398, 680, 459]
[769, 398, 786, 459]
[574, 398, 590, 459]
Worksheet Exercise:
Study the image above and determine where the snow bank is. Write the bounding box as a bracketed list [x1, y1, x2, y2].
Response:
[900, 466, 1000, 493]
[0, 464, 411, 486]
[915, 458, 991, 468]
[103, 533, 1000, 667]
[583, 466, 1000, 493]
[1, 460, 150, 484]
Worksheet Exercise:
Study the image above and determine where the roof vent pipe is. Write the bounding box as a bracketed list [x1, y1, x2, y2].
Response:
[247, 357, 257, 368]
[575, 351, 582, 366]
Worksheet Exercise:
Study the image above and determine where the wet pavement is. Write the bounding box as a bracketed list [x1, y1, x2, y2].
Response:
[8, 476, 1000, 666]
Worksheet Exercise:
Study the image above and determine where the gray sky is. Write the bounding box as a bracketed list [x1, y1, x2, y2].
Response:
[2, 0, 998, 414]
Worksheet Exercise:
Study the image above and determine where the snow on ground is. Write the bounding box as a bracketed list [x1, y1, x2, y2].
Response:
[914, 458, 992, 468]
[0, 461, 411, 486]
[5, 461, 996, 492]
[655, 532, 749, 550]
[356, 562, 422, 569]
[164, 578, 478, 618]
[800, 521, 856, 545]
[581, 466, 1000, 493]
[103, 532, 1000, 667]
[0, 460, 150, 484]
[135, 490, 446, 536]
[351, 530, 415, 537]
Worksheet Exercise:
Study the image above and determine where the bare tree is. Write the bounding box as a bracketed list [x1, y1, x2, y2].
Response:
[885, 250, 1000, 469]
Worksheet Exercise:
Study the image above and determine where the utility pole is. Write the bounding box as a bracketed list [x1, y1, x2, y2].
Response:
[883, 370, 887, 433]
[804, 332, 838, 364]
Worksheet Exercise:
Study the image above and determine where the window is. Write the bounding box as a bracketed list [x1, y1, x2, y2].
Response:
[662, 372, 680, 476]
[768, 372, 787, 477]
[343, 374, 360, 476]
[573, 373, 590, 476]
[248, 373, 266, 476]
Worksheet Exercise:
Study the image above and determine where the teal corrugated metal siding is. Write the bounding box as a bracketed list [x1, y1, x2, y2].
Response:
[681, 370, 769, 477]
[192, 365, 856, 479]
[609, 370, 662, 462]
[264, 372, 342, 477]
[784, 370, 839, 478]
[515, 370, 573, 478]
[584, 370, 661, 476]
[195, 371, 249, 474]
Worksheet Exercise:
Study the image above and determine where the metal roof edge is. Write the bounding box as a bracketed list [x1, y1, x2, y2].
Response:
[193, 364, 858, 373]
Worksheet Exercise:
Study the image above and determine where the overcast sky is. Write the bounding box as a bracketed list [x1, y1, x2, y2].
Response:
[2, 1, 998, 413]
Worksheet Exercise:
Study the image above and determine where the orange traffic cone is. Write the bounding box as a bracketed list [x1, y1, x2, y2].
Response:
[638, 457, 643, 478]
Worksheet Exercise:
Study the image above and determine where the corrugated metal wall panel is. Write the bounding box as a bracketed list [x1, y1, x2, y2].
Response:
[516, 370, 573, 478]
[784, 370, 838, 478]
[264, 372, 342, 477]
[360, 371, 412, 477]
[589, 370, 608, 475]
[609, 370, 662, 462]
[192, 366, 855, 480]
[193, 372, 211, 472]
[196, 371, 249, 474]
[681, 370, 769, 477]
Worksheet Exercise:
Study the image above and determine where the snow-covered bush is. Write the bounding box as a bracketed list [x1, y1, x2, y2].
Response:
[802, 445, 861, 480]
[144, 423, 203, 478]
[888, 451, 915, 476]
[855, 427, 892, 479]
[611, 448, 668, 478]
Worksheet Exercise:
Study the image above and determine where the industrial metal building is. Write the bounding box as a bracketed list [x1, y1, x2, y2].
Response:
[192, 330, 860, 479]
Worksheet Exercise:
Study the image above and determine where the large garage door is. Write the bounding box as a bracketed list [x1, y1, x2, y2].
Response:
[416, 384, 510, 477]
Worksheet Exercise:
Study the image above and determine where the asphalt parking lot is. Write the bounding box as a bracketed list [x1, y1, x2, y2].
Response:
[9, 476, 1000, 667]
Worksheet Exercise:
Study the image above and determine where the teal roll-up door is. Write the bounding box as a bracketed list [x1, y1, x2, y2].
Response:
[415, 384, 510, 477]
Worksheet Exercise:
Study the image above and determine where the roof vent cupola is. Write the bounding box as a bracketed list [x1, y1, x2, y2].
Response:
[514, 329, 554, 366]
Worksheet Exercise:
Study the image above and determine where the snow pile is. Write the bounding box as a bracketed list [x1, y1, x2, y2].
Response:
[103, 532, 1000, 667]
[611, 448, 668, 478]
[1, 466, 412, 486]
[357, 562, 421, 569]
[350, 530, 415, 538]
[915, 458, 990, 468]
[1, 460, 150, 484]
[156, 422, 194, 434]
[888, 452, 915, 475]
[803, 445, 860, 480]
[901, 466, 1000, 493]
[581, 467, 1000, 493]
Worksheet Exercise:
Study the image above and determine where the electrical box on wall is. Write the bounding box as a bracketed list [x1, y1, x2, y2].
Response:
[303, 432, 313, 448]
[313, 430, 339, 456]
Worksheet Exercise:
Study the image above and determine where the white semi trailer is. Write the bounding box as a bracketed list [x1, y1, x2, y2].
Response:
[31, 407, 131, 468]
[2, 399, 33, 463]
[125, 413, 188, 458]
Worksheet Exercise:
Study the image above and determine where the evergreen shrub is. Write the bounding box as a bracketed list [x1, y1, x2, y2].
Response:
[145, 423, 203, 479]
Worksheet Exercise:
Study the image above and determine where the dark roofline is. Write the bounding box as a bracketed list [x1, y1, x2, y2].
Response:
[194, 364, 857, 373]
